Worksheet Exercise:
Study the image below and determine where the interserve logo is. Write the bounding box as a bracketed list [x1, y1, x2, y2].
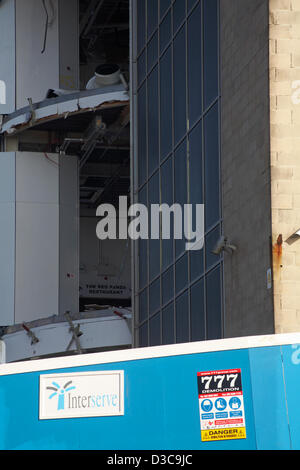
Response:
[40, 370, 124, 419]
[46, 381, 76, 411]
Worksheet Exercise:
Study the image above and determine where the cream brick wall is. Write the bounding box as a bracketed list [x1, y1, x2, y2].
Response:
[220, 0, 274, 337]
[270, 0, 300, 333]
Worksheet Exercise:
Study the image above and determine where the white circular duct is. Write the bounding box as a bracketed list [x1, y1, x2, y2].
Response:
[86, 64, 121, 90]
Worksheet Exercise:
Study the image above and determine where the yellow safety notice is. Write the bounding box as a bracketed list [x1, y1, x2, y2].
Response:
[201, 427, 247, 442]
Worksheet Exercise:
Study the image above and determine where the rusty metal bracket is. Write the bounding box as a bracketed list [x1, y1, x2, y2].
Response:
[22, 323, 39, 346]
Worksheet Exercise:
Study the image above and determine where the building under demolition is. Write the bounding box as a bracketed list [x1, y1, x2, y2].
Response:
[0, 0, 300, 452]
[0, 0, 131, 362]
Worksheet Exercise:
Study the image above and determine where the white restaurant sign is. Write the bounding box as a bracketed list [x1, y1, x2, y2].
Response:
[39, 370, 124, 420]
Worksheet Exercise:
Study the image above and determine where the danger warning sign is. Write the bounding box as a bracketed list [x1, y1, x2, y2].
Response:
[201, 427, 246, 442]
[197, 369, 247, 442]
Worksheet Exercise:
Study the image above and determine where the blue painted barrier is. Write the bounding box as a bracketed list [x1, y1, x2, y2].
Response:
[0, 333, 299, 450]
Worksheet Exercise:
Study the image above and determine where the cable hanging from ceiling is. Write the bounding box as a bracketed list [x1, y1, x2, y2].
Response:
[41, 0, 55, 54]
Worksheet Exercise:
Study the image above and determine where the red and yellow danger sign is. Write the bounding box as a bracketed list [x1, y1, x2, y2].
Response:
[201, 427, 247, 442]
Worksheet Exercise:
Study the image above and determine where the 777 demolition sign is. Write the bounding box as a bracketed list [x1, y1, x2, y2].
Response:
[197, 369, 247, 442]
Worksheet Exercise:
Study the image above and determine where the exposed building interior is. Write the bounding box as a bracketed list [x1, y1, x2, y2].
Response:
[0, 0, 131, 361]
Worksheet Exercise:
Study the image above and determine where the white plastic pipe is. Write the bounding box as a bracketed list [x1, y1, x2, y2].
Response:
[86, 64, 121, 90]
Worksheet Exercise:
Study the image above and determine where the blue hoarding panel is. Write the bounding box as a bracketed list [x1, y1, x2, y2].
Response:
[0, 335, 299, 450]
[281, 344, 300, 450]
[0, 349, 256, 450]
[249, 346, 291, 450]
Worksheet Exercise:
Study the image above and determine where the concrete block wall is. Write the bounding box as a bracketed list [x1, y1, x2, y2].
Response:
[270, 0, 300, 333]
[220, 0, 274, 337]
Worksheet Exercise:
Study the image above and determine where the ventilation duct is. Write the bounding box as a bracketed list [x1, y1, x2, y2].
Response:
[86, 64, 121, 90]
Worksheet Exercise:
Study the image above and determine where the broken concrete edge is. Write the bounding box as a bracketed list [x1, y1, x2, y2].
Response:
[1, 87, 130, 135]
[0, 306, 132, 337]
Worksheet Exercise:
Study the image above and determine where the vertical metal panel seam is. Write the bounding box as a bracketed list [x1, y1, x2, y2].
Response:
[280, 346, 293, 449]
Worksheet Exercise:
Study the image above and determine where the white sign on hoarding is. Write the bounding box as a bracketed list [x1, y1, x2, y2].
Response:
[39, 370, 124, 420]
